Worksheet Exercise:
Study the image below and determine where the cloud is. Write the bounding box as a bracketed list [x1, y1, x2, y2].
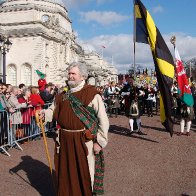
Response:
[79, 11, 130, 26]
[96, 0, 111, 5]
[63, 0, 90, 9]
[63, 0, 110, 9]
[152, 5, 164, 14]
[78, 33, 196, 74]
[166, 32, 196, 61]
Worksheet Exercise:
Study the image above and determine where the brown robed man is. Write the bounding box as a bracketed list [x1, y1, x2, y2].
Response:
[43, 62, 109, 196]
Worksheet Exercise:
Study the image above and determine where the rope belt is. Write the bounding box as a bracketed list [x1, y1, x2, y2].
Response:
[56, 128, 85, 154]
[61, 128, 85, 132]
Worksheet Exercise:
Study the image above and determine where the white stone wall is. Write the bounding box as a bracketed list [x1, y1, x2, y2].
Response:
[1, 10, 33, 24]
[0, 0, 117, 86]
[0, 0, 75, 86]
[6, 36, 43, 85]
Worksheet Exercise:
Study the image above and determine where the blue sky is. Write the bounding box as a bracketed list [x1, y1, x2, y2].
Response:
[1, 0, 195, 73]
[67, 0, 196, 39]
[62, 0, 196, 73]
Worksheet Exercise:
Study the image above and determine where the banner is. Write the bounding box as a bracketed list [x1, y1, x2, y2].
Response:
[134, 0, 175, 136]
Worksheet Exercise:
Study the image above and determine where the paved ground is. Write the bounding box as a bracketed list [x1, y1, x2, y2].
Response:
[0, 114, 196, 196]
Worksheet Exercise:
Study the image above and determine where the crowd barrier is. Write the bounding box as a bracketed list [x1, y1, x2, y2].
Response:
[0, 110, 11, 156]
[0, 103, 54, 156]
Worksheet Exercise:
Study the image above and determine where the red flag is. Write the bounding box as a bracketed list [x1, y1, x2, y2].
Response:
[175, 47, 194, 106]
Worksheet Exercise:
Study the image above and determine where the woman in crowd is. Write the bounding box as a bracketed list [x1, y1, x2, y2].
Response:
[18, 88, 32, 137]
[7, 86, 27, 140]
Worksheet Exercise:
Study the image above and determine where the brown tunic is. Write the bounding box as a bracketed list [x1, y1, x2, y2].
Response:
[54, 85, 98, 196]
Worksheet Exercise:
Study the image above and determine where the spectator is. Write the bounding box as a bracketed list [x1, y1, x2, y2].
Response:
[0, 84, 14, 145]
[40, 84, 55, 107]
[1, 83, 7, 94]
[18, 88, 32, 136]
[7, 87, 27, 139]
[38, 73, 47, 92]
[108, 81, 119, 95]
[144, 84, 155, 117]
[29, 86, 45, 139]
[6, 84, 12, 93]
[18, 83, 26, 98]
[0, 84, 12, 111]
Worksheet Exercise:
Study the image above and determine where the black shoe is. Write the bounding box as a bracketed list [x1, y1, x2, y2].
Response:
[128, 131, 134, 135]
[137, 131, 147, 135]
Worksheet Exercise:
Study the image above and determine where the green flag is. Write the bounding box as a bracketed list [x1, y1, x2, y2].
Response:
[36, 70, 45, 79]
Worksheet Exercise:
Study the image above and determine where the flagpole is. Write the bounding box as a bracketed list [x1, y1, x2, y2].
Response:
[170, 35, 176, 49]
[170, 35, 177, 74]
[133, 0, 136, 79]
[189, 62, 192, 77]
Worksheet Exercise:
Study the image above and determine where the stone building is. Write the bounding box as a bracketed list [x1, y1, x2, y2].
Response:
[0, 0, 118, 86]
[84, 51, 118, 86]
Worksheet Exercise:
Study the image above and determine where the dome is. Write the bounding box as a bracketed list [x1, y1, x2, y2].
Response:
[0, 0, 65, 7]
[40, 0, 65, 7]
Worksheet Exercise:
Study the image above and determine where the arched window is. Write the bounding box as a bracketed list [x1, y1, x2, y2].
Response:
[21, 64, 32, 86]
[7, 64, 17, 86]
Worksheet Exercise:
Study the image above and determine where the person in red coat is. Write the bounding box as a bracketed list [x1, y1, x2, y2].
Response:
[29, 86, 45, 139]
[30, 86, 45, 113]
[38, 78, 47, 92]
[36, 69, 47, 92]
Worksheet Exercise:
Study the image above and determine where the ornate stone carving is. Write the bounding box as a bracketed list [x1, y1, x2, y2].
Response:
[44, 15, 60, 30]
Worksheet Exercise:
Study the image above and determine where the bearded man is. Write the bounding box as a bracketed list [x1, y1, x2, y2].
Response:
[43, 62, 109, 196]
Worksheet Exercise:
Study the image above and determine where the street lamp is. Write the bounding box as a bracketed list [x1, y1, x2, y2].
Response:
[0, 35, 12, 83]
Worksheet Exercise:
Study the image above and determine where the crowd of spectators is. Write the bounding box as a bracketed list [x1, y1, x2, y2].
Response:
[0, 82, 57, 145]
[0, 76, 196, 146]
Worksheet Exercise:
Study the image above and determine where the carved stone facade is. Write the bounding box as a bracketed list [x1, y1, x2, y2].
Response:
[84, 51, 118, 86]
[0, 0, 118, 86]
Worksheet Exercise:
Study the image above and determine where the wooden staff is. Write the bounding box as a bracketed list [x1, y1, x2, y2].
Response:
[35, 111, 55, 189]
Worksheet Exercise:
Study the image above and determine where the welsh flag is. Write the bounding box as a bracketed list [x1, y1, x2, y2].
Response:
[175, 47, 194, 106]
[35, 69, 45, 79]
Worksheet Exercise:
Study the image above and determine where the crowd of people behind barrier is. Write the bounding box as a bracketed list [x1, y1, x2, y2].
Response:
[1, 76, 196, 155]
[0, 82, 56, 155]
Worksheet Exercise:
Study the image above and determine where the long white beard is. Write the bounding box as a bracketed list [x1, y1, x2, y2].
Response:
[67, 80, 81, 88]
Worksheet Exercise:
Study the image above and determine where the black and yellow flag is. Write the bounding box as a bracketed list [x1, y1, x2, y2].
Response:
[134, 0, 174, 136]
